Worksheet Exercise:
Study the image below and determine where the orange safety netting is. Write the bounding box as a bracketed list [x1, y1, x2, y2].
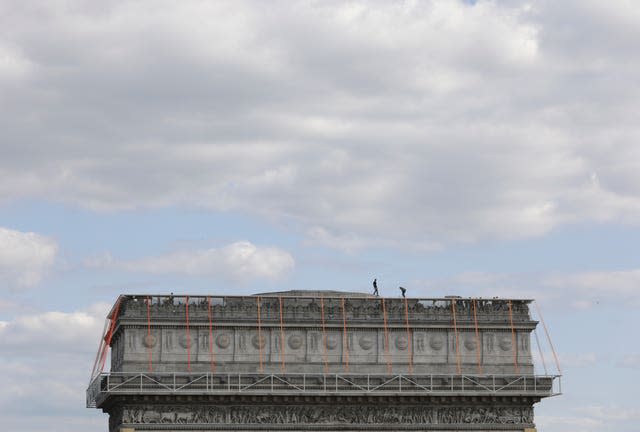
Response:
[533, 328, 548, 375]
[97, 297, 122, 375]
[90, 317, 110, 379]
[534, 300, 562, 375]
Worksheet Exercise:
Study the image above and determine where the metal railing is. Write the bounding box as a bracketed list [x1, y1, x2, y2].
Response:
[87, 372, 561, 408]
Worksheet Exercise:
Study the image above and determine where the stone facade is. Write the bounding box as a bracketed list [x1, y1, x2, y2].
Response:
[88, 291, 556, 432]
[110, 403, 534, 429]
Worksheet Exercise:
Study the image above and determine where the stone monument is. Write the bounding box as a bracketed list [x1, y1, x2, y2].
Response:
[87, 290, 560, 431]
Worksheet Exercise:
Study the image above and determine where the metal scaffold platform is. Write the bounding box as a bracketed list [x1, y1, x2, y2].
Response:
[87, 372, 561, 408]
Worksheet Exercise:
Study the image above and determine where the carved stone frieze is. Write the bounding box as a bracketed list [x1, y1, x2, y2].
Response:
[120, 405, 533, 426]
[119, 296, 532, 323]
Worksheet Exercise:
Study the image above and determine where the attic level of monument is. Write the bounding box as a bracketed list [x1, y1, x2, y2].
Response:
[253, 290, 374, 297]
[88, 291, 561, 432]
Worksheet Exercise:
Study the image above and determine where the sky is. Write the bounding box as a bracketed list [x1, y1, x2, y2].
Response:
[0, 0, 639, 430]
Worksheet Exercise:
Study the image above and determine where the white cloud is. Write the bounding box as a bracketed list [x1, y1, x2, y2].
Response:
[0, 1, 639, 249]
[544, 270, 640, 306]
[0, 302, 109, 354]
[0, 303, 110, 425]
[559, 352, 598, 368]
[617, 354, 640, 369]
[538, 404, 640, 432]
[536, 414, 604, 431]
[0, 415, 104, 432]
[0, 227, 58, 289]
[85, 241, 294, 281]
[0, 42, 32, 81]
[575, 404, 640, 423]
[413, 267, 640, 310]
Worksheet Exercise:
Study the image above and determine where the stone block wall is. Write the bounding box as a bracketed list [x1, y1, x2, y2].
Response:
[109, 294, 535, 375]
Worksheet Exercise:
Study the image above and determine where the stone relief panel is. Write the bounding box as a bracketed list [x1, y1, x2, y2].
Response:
[270, 330, 306, 363]
[120, 405, 534, 426]
[117, 326, 530, 368]
[455, 330, 483, 365]
[377, 330, 411, 364]
[233, 329, 271, 362]
[194, 327, 234, 363]
[121, 328, 161, 364]
[517, 331, 532, 365]
[348, 330, 377, 363]
[160, 328, 198, 363]
[413, 330, 447, 364]
[306, 330, 342, 364]
[483, 331, 518, 365]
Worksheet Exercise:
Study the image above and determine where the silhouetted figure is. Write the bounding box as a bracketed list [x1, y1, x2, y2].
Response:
[399, 286, 406, 298]
[373, 278, 379, 296]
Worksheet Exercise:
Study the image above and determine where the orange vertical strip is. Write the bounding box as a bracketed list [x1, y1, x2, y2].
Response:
[99, 297, 122, 373]
[320, 296, 328, 373]
[90, 318, 110, 379]
[186, 296, 191, 372]
[403, 297, 413, 373]
[508, 300, 519, 374]
[472, 299, 483, 374]
[381, 298, 391, 374]
[208, 296, 216, 373]
[147, 296, 153, 372]
[341, 297, 349, 372]
[256, 296, 264, 372]
[534, 301, 562, 374]
[278, 296, 286, 373]
[451, 299, 462, 375]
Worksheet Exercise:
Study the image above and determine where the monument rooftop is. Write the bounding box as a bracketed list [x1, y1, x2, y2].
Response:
[253, 289, 375, 298]
[88, 290, 561, 431]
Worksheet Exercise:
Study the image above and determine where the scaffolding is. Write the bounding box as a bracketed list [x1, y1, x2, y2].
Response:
[89, 293, 562, 414]
[87, 372, 561, 408]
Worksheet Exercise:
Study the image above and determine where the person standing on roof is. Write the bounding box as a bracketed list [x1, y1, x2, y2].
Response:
[399, 286, 406, 298]
[373, 278, 379, 296]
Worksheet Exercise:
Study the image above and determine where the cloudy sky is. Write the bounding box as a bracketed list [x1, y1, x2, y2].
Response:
[1, 0, 639, 430]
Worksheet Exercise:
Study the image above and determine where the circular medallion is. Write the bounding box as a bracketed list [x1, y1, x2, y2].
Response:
[429, 335, 444, 351]
[464, 338, 477, 351]
[142, 334, 157, 348]
[325, 334, 339, 349]
[359, 335, 374, 350]
[252, 334, 266, 349]
[178, 334, 192, 349]
[216, 333, 231, 349]
[288, 334, 303, 350]
[499, 336, 512, 351]
[395, 336, 409, 351]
